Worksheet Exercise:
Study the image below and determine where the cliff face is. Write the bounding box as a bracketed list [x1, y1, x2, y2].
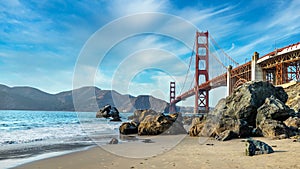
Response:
[0, 84, 171, 112]
[283, 82, 300, 112]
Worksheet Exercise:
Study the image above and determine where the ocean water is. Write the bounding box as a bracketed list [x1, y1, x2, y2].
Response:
[0, 110, 130, 169]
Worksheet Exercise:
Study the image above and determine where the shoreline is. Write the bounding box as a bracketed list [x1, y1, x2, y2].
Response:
[2, 145, 96, 169]
[12, 136, 300, 169]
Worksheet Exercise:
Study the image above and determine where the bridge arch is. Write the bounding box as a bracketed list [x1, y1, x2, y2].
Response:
[233, 78, 248, 89]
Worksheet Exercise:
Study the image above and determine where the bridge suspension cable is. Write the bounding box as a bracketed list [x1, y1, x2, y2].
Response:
[209, 34, 239, 67]
[209, 46, 228, 69]
[179, 33, 230, 95]
[197, 37, 227, 70]
[179, 42, 195, 95]
[175, 32, 240, 103]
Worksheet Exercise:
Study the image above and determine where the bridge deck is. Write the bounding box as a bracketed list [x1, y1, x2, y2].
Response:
[172, 43, 300, 105]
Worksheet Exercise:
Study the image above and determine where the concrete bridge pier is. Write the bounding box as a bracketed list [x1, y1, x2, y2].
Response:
[227, 52, 263, 96]
[251, 52, 263, 81]
[227, 65, 232, 96]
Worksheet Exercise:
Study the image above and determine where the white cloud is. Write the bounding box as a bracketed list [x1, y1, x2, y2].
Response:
[107, 0, 168, 17]
[110, 48, 187, 93]
[226, 0, 300, 61]
[73, 3, 243, 106]
[5, 0, 300, 108]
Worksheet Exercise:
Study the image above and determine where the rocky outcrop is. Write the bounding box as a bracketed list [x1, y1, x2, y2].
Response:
[245, 139, 274, 156]
[284, 117, 300, 130]
[256, 96, 293, 123]
[256, 95, 294, 138]
[96, 104, 121, 121]
[119, 121, 139, 135]
[189, 117, 205, 137]
[120, 109, 186, 135]
[190, 81, 299, 141]
[284, 82, 300, 112]
[215, 130, 239, 141]
[128, 109, 158, 123]
[258, 119, 293, 138]
[138, 113, 186, 135]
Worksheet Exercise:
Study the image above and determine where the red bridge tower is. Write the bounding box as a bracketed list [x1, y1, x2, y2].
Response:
[195, 31, 209, 113]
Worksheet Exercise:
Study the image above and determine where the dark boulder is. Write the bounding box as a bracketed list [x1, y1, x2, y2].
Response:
[110, 116, 122, 122]
[256, 95, 294, 123]
[96, 104, 111, 118]
[257, 119, 291, 138]
[119, 121, 138, 135]
[245, 139, 274, 156]
[96, 104, 122, 121]
[215, 130, 238, 141]
[108, 138, 118, 144]
[256, 96, 295, 138]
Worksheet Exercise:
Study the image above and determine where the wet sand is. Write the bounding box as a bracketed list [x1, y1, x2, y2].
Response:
[14, 136, 300, 169]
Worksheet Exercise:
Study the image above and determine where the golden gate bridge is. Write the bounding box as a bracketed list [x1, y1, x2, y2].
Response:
[170, 31, 300, 114]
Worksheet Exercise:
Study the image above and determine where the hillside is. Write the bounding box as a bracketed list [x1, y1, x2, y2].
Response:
[0, 84, 176, 112]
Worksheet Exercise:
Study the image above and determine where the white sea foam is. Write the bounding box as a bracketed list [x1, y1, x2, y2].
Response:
[0, 110, 132, 168]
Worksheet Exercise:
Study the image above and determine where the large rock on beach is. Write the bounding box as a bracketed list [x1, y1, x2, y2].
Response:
[108, 138, 118, 144]
[128, 109, 158, 123]
[245, 139, 274, 156]
[119, 121, 139, 135]
[215, 130, 238, 141]
[191, 81, 298, 141]
[96, 104, 121, 121]
[258, 119, 291, 138]
[256, 95, 295, 138]
[284, 82, 300, 112]
[217, 81, 288, 126]
[138, 113, 186, 135]
[189, 117, 206, 136]
[96, 104, 111, 118]
[256, 95, 294, 124]
[120, 109, 186, 135]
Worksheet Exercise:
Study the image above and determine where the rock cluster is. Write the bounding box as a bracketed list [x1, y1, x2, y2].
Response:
[284, 82, 300, 112]
[120, 109, 186, 135]
[189, 81, 300, 140]
[128, 109, 158, 123]
[96, 104, 121, 121]
[119, 121, 139, 135]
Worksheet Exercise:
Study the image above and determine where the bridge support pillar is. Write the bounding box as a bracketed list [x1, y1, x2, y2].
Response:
[194, 31, 209, 114]
[227, 65, 232, 96]
[251, 52, 263, 81]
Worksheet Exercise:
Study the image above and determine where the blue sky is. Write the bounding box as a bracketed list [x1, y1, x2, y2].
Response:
[1, 0, 300, 107]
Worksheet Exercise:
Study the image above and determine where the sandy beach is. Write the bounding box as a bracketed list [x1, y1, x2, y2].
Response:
[14, 135, 300, 169]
